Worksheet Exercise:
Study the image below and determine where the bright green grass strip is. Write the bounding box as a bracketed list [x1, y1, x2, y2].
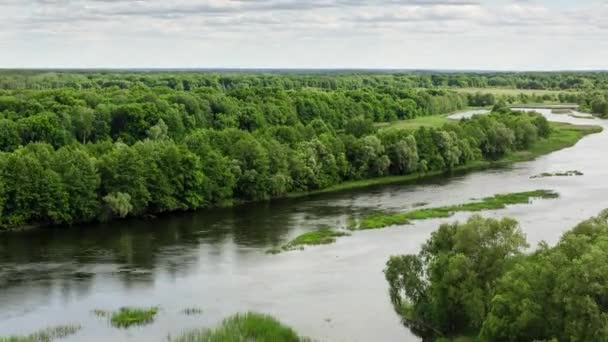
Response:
[355, 190, 558, 230]
[170, 312, 312, 342]
[110, 307, 159, 328]
[0, 325, 81, 342]
[267, 227, 350, 254]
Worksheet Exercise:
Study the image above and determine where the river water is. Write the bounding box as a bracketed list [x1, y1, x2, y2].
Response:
[0, 109, 606, 342]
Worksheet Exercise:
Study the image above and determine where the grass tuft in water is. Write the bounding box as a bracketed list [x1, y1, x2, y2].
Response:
[354, 190, 558, 230]
[182, 308, 203, 316]
[109, 307, 159, 328]
[530, 170, 583, 179]
[267, 227, 350, 254]
[169, 312, 311, 342]
[0, 324, 81, 342]
[92, 309, 111, 318]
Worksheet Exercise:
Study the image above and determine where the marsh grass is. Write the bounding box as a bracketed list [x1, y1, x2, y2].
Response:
[267, 227, 350, 253]
[0, 324, 81, 342]
[354, 190, 559, 230]
[108, 307, 159, 328]
[169, 312, 311, 342]
[182, 308, 203, 316]
[531, 170, 583, 178]
[551, 108, 572, 114]
[92, 309, 111, 317]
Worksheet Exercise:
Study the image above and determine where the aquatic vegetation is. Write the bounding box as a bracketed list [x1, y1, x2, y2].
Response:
[354, 190, 559, 230]
[551, 108, 572, 114]
[92, 309, 111, 317]
[267, 227, 350, 253]
[109, 307, 159, 328]
[182, 307, 203, 316]
[531, 170, 584, 178]
[170, 312, 311, 342]
[0, 324, 81, 342]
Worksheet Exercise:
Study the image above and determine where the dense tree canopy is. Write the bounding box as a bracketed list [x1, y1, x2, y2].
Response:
[385, 211, 608, 342]
[0, 71, 568, 229]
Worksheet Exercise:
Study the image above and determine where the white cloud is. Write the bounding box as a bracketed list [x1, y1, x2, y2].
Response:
[0, 0, 607, 69]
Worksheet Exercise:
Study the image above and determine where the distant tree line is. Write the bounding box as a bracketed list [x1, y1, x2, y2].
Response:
[1, 71, 607, 91]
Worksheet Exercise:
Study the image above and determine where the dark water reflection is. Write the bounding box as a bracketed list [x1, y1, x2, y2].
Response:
[0, 109, 606, 342]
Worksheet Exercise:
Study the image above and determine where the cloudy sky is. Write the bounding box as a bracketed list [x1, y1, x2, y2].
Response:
[1, 0, 607, 70]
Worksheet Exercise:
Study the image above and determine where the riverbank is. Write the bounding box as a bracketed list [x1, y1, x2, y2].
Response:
[288, 121, 602, 199]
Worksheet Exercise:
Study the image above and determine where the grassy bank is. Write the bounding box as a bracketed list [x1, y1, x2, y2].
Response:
[376, 114, 452, 130]
[352, 190, 558, 230]
[289, 121, 601, 200]
[170, 312, 311, 342]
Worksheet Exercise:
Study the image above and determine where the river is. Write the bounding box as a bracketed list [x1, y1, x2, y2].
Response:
[0, 109, 606, 341]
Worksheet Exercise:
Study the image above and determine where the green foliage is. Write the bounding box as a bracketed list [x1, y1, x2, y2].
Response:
[386, 210, 608, 341]
[102, 192, 133, 218]
[170, 312, 311, 342]
[0, 72, 600, 230]
[385, 216, 528, 339]
[355, 190, 558, 230]
[109, 307, 159, 328]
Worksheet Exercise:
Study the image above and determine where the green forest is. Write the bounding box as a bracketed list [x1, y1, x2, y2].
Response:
[0, 71, 605, 230]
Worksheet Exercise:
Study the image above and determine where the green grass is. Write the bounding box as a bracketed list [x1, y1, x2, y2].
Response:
[170, 312, 311, 342]
[268, 227, 350, 253]
[0, 325, 81, 342]
[109, 307, 159, 328]
[353, 190, 558, 230]
[503, 122, 602, 163]
[377, 114, 451, 131]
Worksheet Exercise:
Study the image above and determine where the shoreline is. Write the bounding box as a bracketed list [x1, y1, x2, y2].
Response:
[287, 121, 602, 200]
[2, 121, 602, 233]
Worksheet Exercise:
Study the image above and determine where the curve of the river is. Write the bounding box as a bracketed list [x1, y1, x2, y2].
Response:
[0, 109, 606, 341]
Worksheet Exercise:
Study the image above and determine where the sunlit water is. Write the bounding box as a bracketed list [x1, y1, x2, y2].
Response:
[0, 109, 606, 341]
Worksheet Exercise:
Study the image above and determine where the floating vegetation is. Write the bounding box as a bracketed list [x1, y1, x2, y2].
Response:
[169, 312, 312, 342]
[182, 308, 203, 316]
[551, 108, 572, 114]
[92, 307, 159, 328]
[92, 309, 111, 318]
[530, 170, 584, 179]
[353, 190, 559, 230]
[0, 324, 81, 342]
[267, 227, 350, 254]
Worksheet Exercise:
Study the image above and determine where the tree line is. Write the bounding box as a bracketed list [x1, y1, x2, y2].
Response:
[1, 71, 607, 91]
[385, 210, 608, 341]
[0, 78, 551, 229]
